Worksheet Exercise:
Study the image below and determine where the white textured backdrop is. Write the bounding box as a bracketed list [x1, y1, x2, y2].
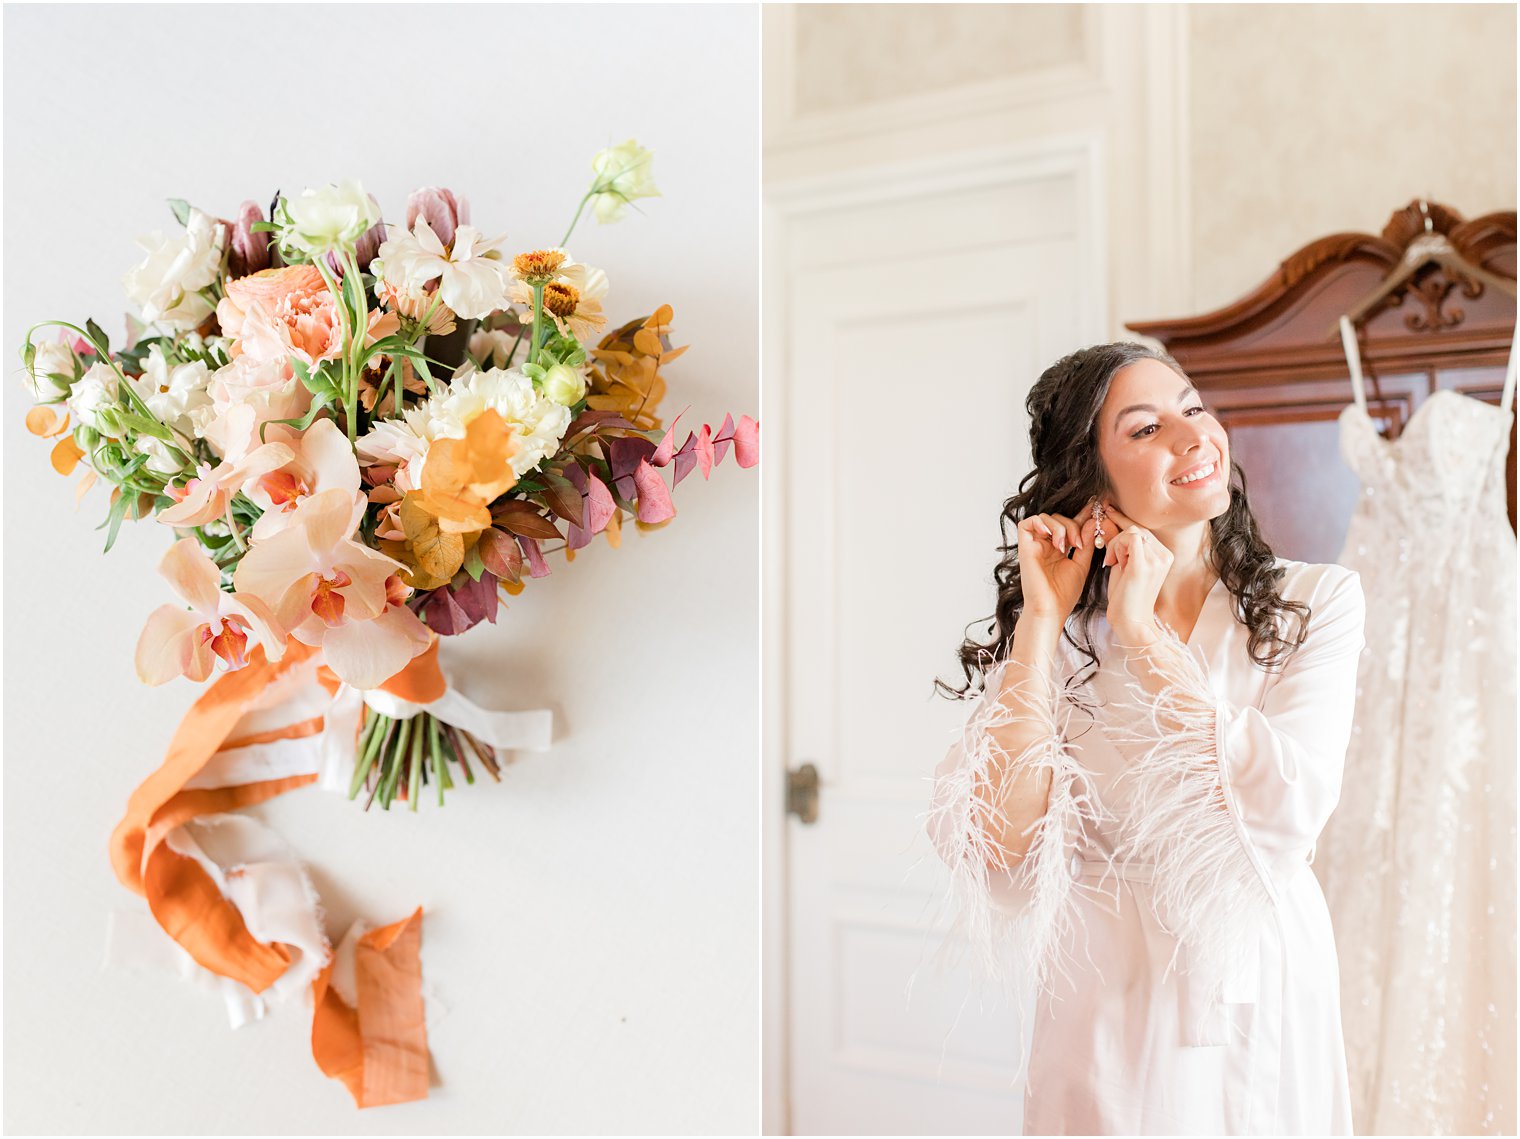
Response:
[2, 4, 759, 1134]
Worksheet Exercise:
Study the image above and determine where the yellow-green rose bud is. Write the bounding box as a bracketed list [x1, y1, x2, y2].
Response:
[542, 362, 586, 407]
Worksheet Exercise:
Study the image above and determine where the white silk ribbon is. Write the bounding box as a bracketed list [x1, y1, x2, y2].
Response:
[108, 654, 550, 1028]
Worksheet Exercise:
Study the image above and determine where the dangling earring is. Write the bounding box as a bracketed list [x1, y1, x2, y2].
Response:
[1092, 499, 1106, 549]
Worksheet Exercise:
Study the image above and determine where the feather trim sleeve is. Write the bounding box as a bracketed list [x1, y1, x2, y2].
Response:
[926, 657, 1099, 998]
[1101, 567, 1367, 1004]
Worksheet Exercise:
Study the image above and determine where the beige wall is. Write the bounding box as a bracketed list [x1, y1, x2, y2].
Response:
[766, 3, 1518, 325]
[793, 4, 1084, 113]
[1190, 3, 1516, 313]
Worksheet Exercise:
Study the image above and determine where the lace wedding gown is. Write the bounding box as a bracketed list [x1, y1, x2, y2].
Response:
[1315, 318, 1518, 1135]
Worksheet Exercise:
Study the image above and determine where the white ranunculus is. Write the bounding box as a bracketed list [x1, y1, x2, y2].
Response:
[376, 220, 512, 321]
[278, 180, 380, 258]
[588, 140, 660, 224]
[25, 339, 76, 401]
[541, 363, 587, 407]
[412, 367, 572, 479]
[68, 361, 121, 431]
[122, 208, 225, 330]
[132, 343, 212, 437]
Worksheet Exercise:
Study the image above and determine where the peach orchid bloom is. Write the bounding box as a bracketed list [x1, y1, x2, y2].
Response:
[157, 431, 295, 530]
[135, 539, 286, 685]
[232, 488, 431, 688]
[245, 418, 361, 541]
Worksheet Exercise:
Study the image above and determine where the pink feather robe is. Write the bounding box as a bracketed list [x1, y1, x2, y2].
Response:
[929, 560, 1366, 1135]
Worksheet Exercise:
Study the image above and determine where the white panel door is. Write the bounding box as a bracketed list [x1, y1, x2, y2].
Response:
[780, 153, 1101, 1135]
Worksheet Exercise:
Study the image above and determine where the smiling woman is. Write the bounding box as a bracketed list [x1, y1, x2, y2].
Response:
[928, 341, 1366, 1135]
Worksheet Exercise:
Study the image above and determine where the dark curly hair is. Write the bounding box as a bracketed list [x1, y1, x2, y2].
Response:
[936, 340, 1310, 699]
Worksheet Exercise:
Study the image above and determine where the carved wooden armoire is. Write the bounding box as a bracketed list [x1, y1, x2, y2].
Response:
[1126, 202, 1517, 565]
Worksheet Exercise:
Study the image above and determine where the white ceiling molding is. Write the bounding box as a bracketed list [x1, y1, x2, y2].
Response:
[764, 3, 1192, 340]
[764, 4, 1109, 159]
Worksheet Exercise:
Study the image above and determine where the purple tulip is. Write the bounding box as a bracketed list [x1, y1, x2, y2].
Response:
[405, 187, 470, 248]
[228, 200, 271, 277]
[324, 197, 387, 278]
[353, 213, 387, 269]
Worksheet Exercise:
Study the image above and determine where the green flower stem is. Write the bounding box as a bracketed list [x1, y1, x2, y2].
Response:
[528, 283, 546, 368]
[560, 190, 593, 248]
[408, 719, 425, 812]
[382, 716, 414, 809]
[349, 711, 389, 800]
[341, 248, 369, 423]
[444, 724, 475, 785]
[312, 258, 357, 440]
[429, 717, 447, 807]
[222, 504, 246, 553]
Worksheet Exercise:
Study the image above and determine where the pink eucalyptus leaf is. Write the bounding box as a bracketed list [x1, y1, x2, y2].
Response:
[565, 519, 592, 551]
[712, 414, 736, 466]
[585, 471, 617, 533]
[632, 460, 676, 524]
[566, 409, 637, 437]
[650, 407, 690, 467]
[672, 433, 700, 486]
[518, 536, 551, 579]
[694, 424, 715, 480]
[421, 589, 470, 636]
[732, 415, 760, 467]
[607, 436, 658, 482]
[449, 572, 500, 629]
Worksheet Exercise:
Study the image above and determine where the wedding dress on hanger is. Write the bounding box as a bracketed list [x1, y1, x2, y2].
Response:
[1315, 316, 1518, 1135]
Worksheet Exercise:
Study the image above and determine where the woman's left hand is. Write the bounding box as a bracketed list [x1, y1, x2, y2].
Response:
[1100, 503, 1171, 642]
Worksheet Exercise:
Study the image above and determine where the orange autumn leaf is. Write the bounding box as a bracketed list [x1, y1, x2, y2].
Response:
[398, 495, 466, 587]
[603, 506, 623, 549]
[26, 406, 70, 438]
[414, 409, 518, 535]
[74, 469, 98, 509]
[51, 435, 85, 476]
[586, 308, 685, 431]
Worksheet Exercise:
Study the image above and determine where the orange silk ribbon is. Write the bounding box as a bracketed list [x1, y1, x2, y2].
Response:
[109, 638, 446, 1107]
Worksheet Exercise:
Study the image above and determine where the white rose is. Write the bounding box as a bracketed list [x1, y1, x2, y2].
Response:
[541, 363, 587, 407]
[122, 208, 225, 330]
[25, 339, 76, 401]
[68, 361, 121, 431]
[132, 344, 212, 437]
[138, 436, 185, 476]
[278, 180, 380, 258]
[588, 140, 660, 224]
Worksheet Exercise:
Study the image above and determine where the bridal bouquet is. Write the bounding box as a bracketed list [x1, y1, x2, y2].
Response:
[22, 141, 758, 811]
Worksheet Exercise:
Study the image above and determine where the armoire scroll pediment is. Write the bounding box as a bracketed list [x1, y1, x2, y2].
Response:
[1126, 201, 1517, 559]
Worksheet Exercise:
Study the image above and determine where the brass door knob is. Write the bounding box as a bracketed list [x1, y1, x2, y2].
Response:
[787, 762, 819, 825]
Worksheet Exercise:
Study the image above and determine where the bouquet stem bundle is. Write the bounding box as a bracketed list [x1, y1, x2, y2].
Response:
[348, 708, 501, 811]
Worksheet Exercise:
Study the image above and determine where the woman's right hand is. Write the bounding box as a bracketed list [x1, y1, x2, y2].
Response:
[1017, 502, 1099, 623]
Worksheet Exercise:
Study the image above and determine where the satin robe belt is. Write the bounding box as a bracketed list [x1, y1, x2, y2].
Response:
[1074, 857, 1263, 1048]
